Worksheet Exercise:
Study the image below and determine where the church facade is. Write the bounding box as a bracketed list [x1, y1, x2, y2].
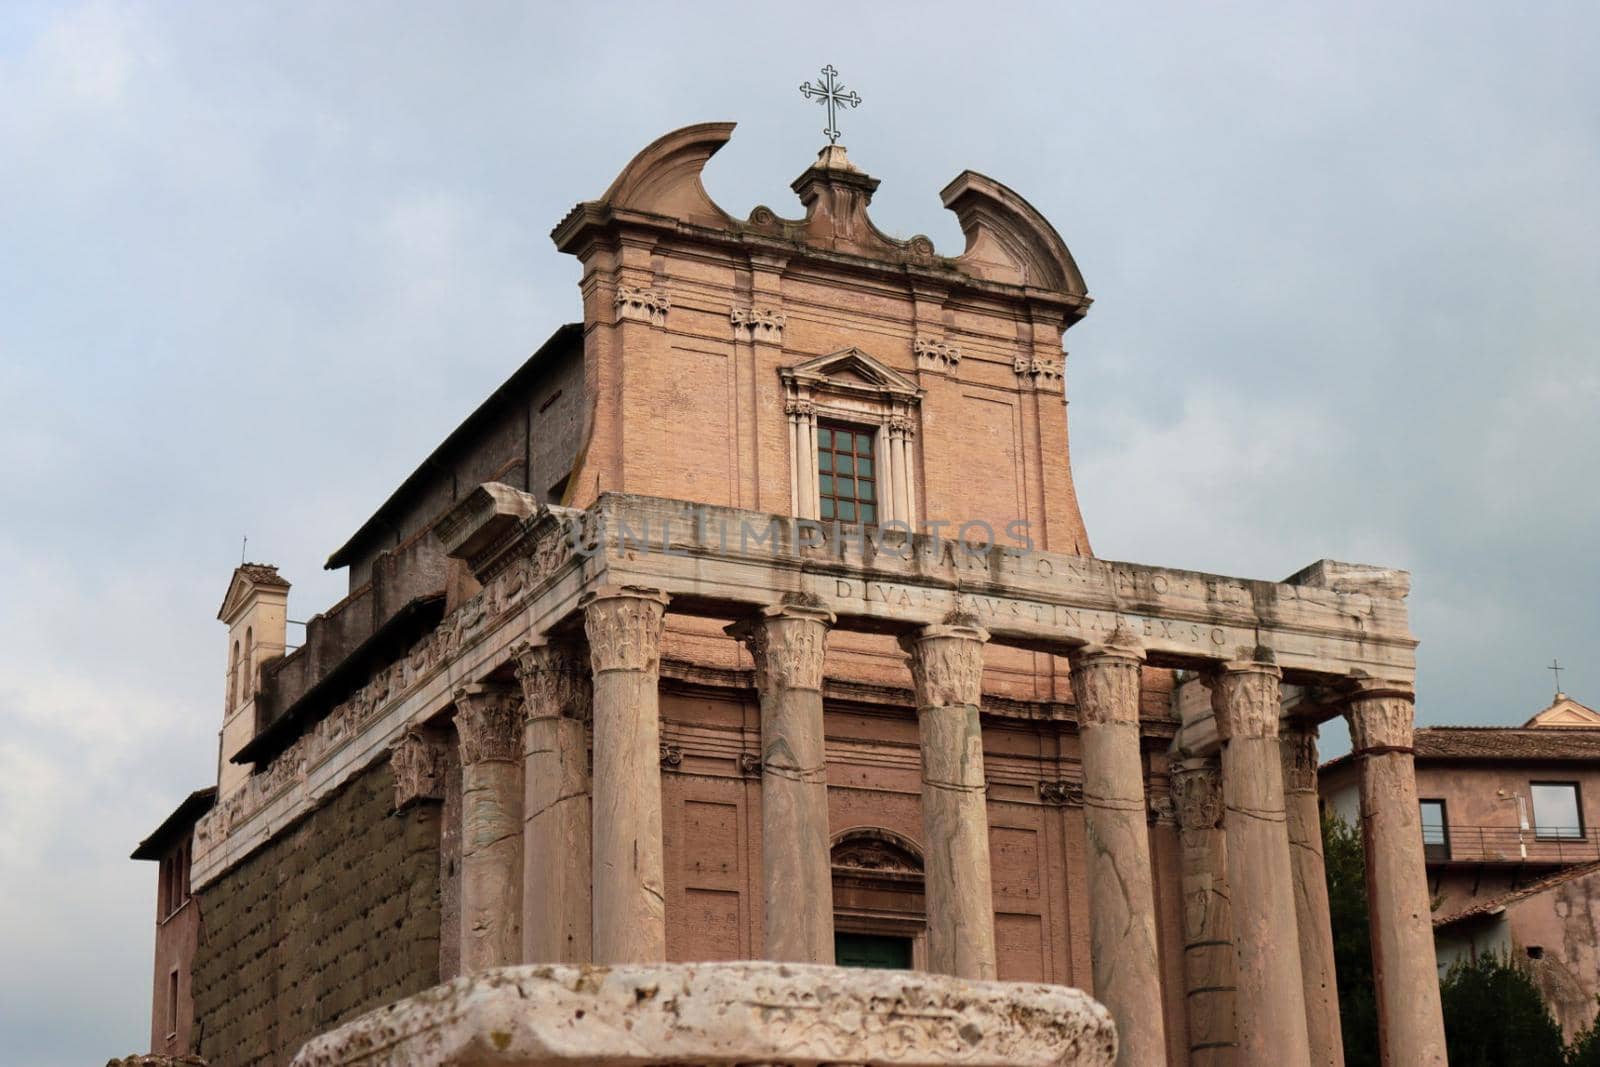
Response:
[136, 123, 1447, 1066]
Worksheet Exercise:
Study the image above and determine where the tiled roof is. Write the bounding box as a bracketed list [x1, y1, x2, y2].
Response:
[1435, 859, 1600, 929]
[1411, 726, 1600, 761]
[238, 563, 290, 588]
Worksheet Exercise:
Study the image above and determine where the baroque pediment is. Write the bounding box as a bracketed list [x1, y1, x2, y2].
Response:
[780, 347, 921, 401]
[1525, 696, 1600, 728]
[217, 563, 290, 622]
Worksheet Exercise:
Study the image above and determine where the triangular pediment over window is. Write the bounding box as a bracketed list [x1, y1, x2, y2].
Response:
[1525, 695, 1600, 728]
[781, 347, 921, 401]
[217, 563, 290, 622]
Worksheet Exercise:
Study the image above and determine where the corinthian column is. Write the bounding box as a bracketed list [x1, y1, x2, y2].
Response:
[1283, 723, 1344, 1067]
[1172, 756, 1237, 1066]
[728, 602, 836, 963]
[513, 641, 593, 963]
[1345, 682, 1447, 1067]
[1209, 662, 1311, 1066]
[1068, 630, 1167, 1067]
[454, 682, 525, 973]
[902, 620, 997, 979]
[583, 587, 670, 963]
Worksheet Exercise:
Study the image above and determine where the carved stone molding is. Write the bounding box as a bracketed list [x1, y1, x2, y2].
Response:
[615, 285, 670, 326]
[660, 742, 684, 767]
[913, 335, 962, 373]
[511, 641, 592, 722]
[583, 587, 669, 674]
[390, 730, 446, 810]
[784, 398, 815, 418]
[1013, 356, 1063, 386]
[1068, 626, 1145, 727]
[1281, 723, 1320, 792]
[901, 621, 989, 708]
[1345, 682, 1416, 753]
[731, 306, 786, 343]
[1171, 762, 1224, 832]
[1208, 662, 1283, 742]
[726, 602, 835, 695]
[454, 684, 524, 765]
[738, 752, 763, 777]
[886, 412, 918, 439]
[1038, 780, 1085, 807]
[1146, 790, 1176, 825]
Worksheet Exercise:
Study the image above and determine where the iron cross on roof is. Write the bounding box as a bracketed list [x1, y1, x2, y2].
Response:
[1551, 658, 1565, 694]
[799, 64, 862, 145]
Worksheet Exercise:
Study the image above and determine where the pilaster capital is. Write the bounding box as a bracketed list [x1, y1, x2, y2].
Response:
[1280, 722, 1321, 792]
[454, 683, 524, 765]
[1170, 758, 1224, 832]
[390, 729, 447, 810]
[1343, 679, 1416, 754]
[1207, 661, 1284, 742]
[1067, 623, 1145, 727]
[582, 587, 670, 674]
[901, 619, 989, 709]
[511, 641, 592, 722]
[726, 602, 835, 694]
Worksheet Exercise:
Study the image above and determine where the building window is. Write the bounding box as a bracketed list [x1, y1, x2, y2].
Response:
[1531, 782, 1584, 840]
[1419, 799, 1450, 861]
[817, 423, 877, 524]
[167, 967, 179, 1039]
[835, 931, 912, 969]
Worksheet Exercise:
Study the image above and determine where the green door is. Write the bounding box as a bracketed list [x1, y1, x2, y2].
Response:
[834, 932, 913, 969]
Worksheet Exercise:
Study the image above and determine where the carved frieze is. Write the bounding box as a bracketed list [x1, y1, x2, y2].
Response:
[728, 603, 834, 694]
[1280, 724, 1320, 791]
[583, 588, 669, 674]
[1171, 763, 1224, 832]
[1038, 780, 1085, 807]
[731, 306, 787, 343]
[511, 642, 592, 722]
[1013, 356, 1063, 386]
[913, 335, 962, 373]
[454, 684, 524, 765]
[1208, 662, 1283, 742]
[902, 622, 988, 708]
[390, 730, 446, 810]
[738, 752, 763, 777]
[615, 285, 670, 326]
[660, 742, 684, 767]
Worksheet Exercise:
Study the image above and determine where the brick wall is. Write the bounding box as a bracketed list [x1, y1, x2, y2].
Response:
[191, 761, 440, 1065]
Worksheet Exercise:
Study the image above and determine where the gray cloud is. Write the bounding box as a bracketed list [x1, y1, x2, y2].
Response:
[1, 2, 1596, 1061]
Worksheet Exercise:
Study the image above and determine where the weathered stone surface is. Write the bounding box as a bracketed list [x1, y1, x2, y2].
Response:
[1069, 638, 1167, 1067]
[1171, 757, 1237, 1064]
[456, 684, 526, 974]
[1282, 724, 1343, 1067]
[106, 1056, 208, 1067]
[289, 963, 1118, 1067]
[905, 622, 998, 981]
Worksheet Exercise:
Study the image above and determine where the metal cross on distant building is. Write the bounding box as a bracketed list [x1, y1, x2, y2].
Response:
[1551, 658, 1566, 694]
[799, 64, 862, 145]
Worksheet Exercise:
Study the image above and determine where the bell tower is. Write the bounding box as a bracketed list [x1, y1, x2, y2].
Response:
[215, 563, 290, 796]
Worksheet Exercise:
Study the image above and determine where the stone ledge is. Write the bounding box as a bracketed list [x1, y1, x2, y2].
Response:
[290, 962, 1116, 1067]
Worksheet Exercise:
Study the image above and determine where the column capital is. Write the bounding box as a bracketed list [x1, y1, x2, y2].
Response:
[726, 602, 835, 695]
[582, 586, 670, 674]
[1343, 680, 1416, 754]
[390, 729, 447, 810]
[512, 641, 592, 722]
[901, 620, 989, 709]
[1207, 661, 1284, 742]
[1068, 646, 1143, 728]
[1281, 722, 1321, 793]
[1171, 758, 1224, 832]
[455, 683, 524, 765]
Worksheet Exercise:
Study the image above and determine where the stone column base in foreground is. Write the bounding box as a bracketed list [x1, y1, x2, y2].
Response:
[290, 962, 1117, 1067]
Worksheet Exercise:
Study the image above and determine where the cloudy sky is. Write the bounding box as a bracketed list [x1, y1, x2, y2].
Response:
[1, 1, 1596, 1061]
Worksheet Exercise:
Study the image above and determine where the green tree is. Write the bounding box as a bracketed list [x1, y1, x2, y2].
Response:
[1568, 1012, 1600, 1067]
[1323, 812, 1379, 1067]
[1440, 951, 1564, 1067]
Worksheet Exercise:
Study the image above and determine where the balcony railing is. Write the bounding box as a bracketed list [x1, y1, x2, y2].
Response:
[1426, 825, 1598, 865]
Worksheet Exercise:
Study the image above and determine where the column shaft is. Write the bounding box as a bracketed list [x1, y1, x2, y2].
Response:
[1069, 635, 1167, 1067]
[584, 587, 670, 964]
[454, 683, 525, 973]
[514, 642, 593, 963]
[1283, 724, 1344, 1067]
[1172, 757, 1238, 1066]
[730, 603, 836, 963]
[1211, 663, 1311, 1066]
[903, 621, 997, 979]
[1346, 686, 1447, 1067]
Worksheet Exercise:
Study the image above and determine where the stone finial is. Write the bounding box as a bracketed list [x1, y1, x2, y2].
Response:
[453, 684, 524, 765]
[726, 603, 835, 695]
[390, 730, 447, 810]
[902, 622, 989, 708]
[582, 588, 670, 674]
[1208, 662, 1284, 742]
[511, 642, 592, 722]
[1344, 679, 1416, 753]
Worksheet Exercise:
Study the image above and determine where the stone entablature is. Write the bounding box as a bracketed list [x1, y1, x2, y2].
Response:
[289, 962, 1117, 1067]
[192, 486, 1414, 894]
